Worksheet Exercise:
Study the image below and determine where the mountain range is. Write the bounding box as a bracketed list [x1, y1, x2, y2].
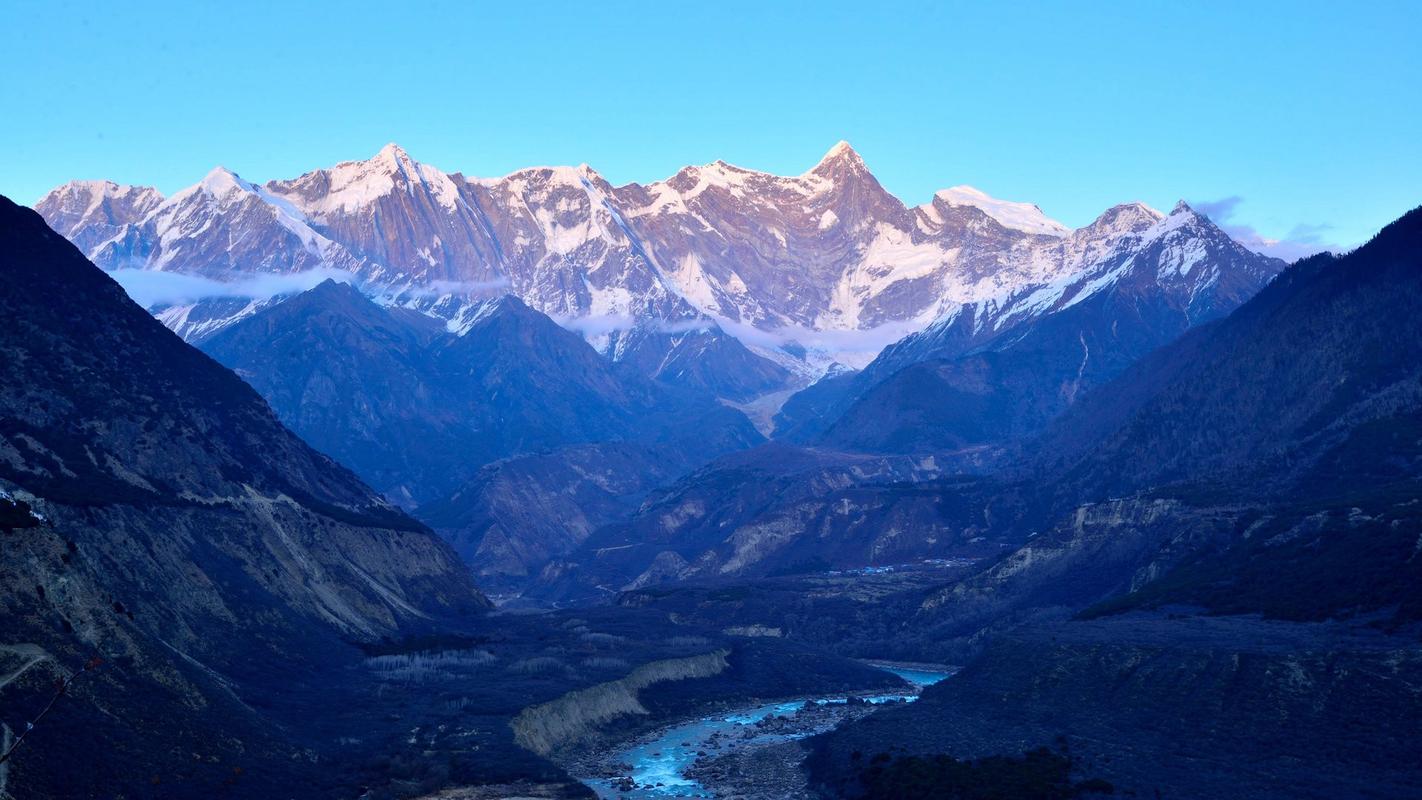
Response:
[34, 144, 1289, 601]
[17, 136, 1422, 800]
[37, 143, 1276, 381]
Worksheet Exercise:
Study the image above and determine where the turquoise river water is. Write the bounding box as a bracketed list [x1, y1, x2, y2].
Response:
[579, 662, 952, 799]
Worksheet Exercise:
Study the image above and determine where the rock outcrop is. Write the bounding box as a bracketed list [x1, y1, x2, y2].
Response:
[512, 650, 730, 755]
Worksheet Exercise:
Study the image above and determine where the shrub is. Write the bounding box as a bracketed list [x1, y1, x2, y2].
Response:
[582, 656, 630, 671]
[507, 657, 565, 676]
[579, 632, 625, 646]
[858, 747, 1113, 799]
[366, 649, 496, 682]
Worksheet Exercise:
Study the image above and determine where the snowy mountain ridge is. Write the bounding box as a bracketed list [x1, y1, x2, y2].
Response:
[37, 143, 1277, 371]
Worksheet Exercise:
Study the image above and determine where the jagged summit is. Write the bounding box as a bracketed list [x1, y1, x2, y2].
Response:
[37, 178, 162, 206]
[300, 276, 366, 302]
[820, 139, 859, 160]
[230, 278, 406, 337]
[196, 165, 254, 198]
[370, 141, 426, 177]
[33, 180, 166, 255]
[809, 139, 868, 176]
[1116, 200, 1164, 217]
[1081, 201, 1164, 236]
[481, 291, 538, 316]
[325, 141, 419, 171]
[441, 292, 550, 336]
[1140, 199, 1225, 245]
[266, 140, 464, 219]
[376, 141, 411, 160]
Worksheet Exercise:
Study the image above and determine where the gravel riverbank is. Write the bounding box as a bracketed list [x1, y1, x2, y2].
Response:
[567, 663, 952, 799]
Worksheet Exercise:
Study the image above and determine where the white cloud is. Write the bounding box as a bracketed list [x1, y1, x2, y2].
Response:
[1193, 196, 1343, 262]
[106, 267, 358, 307]
[108, 268, 516, 311]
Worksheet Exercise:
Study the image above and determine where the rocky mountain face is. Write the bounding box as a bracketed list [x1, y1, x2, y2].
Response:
[521, 445, 1017, 603]
[0, 196, 488, 796]
[808, 616, 1422, 799]
[199, 280, 764, 507]
[799, 208, 1422, 799]
[606, 322, 794, 405]
[415, 443, 698, 595]
[777, 201, 1285, 447]
[29, 179, 163, 256]
[592, 142, 1078, 336]
[600, 207, 1422, 656]
[556, 203, 1285, 593]
[34, 142, 1069, 339]
[902, 206, 1422, 642]
[1037, 208, 1422, 501]
[41, 166, 369, 282]
[994, 207, 1422, 625]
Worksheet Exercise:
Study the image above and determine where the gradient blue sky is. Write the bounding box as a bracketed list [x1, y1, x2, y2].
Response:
[3, 1, 1418, 254]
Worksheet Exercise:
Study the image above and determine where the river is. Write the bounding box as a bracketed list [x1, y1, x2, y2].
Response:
[577, 662, 953, 799]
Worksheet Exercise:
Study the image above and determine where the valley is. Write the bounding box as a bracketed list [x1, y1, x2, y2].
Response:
[3, 124, 1420, 799]
[570, 662, 952, 799]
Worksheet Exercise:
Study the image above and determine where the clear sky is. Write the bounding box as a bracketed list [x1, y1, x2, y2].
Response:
[3, 0, 1418, 255]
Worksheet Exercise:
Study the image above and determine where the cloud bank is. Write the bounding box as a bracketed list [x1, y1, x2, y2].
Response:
[1192, 196, 1343, 262]
[106, 267, 359, 307]
[107, 269, 516, 308]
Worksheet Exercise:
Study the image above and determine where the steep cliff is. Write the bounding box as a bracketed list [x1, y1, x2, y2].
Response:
[0, 196, 486, 797]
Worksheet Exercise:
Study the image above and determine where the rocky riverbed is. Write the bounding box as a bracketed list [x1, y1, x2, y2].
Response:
[570, 663, 951, 799]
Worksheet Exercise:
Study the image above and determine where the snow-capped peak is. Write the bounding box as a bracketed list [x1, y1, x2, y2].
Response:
[1137, 199, 1218, 246]
[809, 140, 867, 176]
[932, 185, 1070, 237]
[373, 142, 420, 174]
[32, 180, 166, 251]
[269, 143, 463, 216]
[39, 179, 106, 201]
[198, 166, 254, 199]
[1080, 202, 1165, 239]
[377, 141, 410, 159]
[1156, 200, 1206, 228]
[36, 180, 165, 218]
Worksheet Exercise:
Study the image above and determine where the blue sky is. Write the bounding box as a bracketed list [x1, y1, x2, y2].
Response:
[2, 0, 1418, 255]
